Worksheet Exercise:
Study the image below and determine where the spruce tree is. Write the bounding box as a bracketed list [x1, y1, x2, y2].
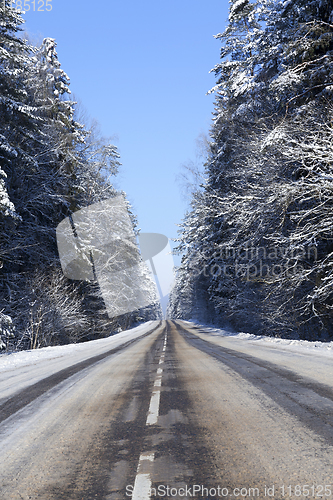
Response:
[171, 0, 333, 339]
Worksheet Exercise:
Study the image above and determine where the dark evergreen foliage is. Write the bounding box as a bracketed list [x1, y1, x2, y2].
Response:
[0, 3, 161, 349]
[168, 0, 333, 340]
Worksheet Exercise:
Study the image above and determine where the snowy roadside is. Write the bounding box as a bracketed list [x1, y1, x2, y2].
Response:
[180, 320, 333, 388]
[182, 320, 333, 358]
[0, 321, 159, 374]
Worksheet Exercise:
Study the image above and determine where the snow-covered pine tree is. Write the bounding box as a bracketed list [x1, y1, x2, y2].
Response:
[0, 2, 35, 222]
[256, 0, 333, 110]
[245, 0, 333, 336]
[170, 0, 333, 339]
[210, 0, 261, 100]
[170, 0, 266, 327]
[0, 4, 160, 350]
[0, 2, 40, 347]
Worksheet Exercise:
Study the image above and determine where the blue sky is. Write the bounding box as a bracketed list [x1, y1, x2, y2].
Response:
[19, 0, 229, 248]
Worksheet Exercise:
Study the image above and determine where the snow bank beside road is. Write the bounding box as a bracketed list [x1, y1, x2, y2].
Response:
[183, 320, 333, 358]
[180, 320, 333, 389]
[0, 321, 160, 403]
[0, 321, 159, 382]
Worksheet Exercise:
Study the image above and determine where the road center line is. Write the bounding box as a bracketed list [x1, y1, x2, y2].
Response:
[132, 334, 168, 499]
[154, 378, 162, 387]
[131, 453, 155, 500]
[146, 390, 161, 425]
[146, 335, 167, 425]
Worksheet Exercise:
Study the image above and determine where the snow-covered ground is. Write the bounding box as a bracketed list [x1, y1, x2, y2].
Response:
[183, 320, 333, 357]
[181, 320, 333, 388]
[0, 321, 160, 401]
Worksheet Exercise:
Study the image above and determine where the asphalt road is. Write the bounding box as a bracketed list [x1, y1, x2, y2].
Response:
[1, 320, 333, 500]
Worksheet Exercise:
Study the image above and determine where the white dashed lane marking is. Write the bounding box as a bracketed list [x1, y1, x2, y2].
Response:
[131, 453, 155, 500]
[132, 332, 168, 499]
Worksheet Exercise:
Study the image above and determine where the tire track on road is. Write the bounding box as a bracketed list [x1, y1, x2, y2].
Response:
[178, 322, 333, 445]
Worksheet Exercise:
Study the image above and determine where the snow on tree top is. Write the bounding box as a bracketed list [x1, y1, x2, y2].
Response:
[229, 0, 250, 21]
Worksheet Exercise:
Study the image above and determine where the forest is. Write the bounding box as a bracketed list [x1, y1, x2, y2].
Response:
[0, 3, 161, 350]
[168, 0, 333, 340]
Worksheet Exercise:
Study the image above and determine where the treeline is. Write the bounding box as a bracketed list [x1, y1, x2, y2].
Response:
[168, 0, 333, 340]
[0, 4, 161, 350]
